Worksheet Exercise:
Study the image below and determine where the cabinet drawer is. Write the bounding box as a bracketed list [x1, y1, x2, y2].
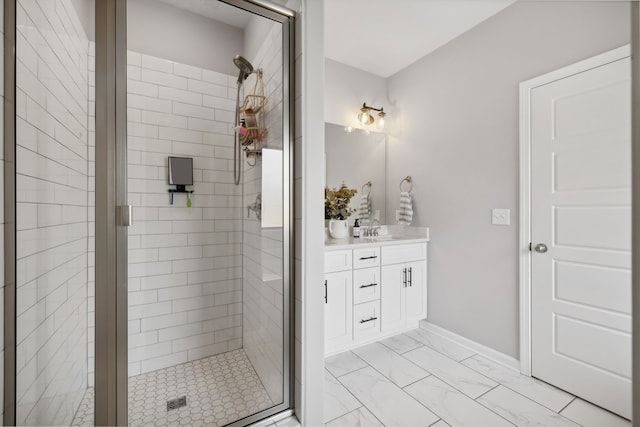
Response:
[325, 250, 352, 273]
[353, 300, 380, 340]
[353, 247, 381, 269]
[382, 243, 427, 265]
[353, 267, 381, 304]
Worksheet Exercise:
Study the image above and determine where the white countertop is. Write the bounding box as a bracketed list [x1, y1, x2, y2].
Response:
[324, 226, 430, 250]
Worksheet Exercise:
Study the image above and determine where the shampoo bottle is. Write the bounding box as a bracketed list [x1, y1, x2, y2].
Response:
[353, 219, 360, 238]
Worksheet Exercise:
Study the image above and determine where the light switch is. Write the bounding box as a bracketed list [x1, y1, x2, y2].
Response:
[492, 209, 510, 225]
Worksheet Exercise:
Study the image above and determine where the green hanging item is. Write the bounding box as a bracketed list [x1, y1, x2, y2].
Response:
[187, 192, 192, 208]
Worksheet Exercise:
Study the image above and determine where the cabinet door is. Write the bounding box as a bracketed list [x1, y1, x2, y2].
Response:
[381, 263, 406, 332]
[325, 271, 353, 352]
[325, 250, 352, 273]
[382, 243, 427, 265]
[353, 267, 381, 304]
[405, 260, 427, 322]
[353, 300, 381, 341]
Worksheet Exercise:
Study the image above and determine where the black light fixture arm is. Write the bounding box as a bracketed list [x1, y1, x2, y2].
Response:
[361, 102, 384, 114]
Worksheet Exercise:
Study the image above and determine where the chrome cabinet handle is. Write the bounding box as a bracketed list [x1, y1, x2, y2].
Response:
[360, 316, 378, 324]
[534, 243, 548, 253]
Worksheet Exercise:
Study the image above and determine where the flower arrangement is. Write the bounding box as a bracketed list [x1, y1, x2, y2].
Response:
[325, 183, 357, 220]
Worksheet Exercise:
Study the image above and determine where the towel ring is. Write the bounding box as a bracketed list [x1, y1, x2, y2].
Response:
[361, 181, 372, 197]
[400, 176, 413, 193]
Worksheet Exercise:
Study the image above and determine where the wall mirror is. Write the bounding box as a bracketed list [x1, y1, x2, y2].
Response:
[325, 122, 387, 224]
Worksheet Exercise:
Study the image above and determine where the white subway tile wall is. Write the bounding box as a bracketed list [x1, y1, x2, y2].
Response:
[242, 21, 286, 405]
[14, 2, 294, 423]
[15, 0, 91, 425]
[126, 50, 243, 377]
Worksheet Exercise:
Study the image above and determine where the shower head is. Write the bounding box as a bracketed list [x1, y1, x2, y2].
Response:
[233, 55, 254, 85]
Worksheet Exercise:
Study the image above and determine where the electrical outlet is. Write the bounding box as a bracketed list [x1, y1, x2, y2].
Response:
[492, 209, 510, 225]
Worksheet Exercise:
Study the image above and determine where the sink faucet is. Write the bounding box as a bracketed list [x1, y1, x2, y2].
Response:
[362, 218, 381, 237]
[370, 218, 381, 236]
[362, 218, 371, 237]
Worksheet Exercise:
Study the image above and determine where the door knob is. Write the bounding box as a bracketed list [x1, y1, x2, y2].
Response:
[534, 243, 548, 253]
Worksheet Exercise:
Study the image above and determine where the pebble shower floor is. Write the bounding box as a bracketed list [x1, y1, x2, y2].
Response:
[71, 349, 273, 426]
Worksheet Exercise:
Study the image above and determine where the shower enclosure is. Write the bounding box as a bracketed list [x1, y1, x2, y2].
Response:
[4, 0, 295, 425]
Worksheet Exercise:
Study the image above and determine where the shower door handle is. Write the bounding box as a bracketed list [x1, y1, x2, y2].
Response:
[117, 205, 133, 227]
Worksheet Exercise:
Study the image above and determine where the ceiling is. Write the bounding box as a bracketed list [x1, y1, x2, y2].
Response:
[325, 0, 517, 78]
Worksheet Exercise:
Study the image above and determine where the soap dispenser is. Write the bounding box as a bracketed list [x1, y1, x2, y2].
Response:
[353, 219, 360, 238]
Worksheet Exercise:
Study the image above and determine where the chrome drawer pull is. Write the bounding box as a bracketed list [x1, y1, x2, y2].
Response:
[360, 316, 378, 324]
[359, 255, 378, 260]
[359, 283, 378, 289]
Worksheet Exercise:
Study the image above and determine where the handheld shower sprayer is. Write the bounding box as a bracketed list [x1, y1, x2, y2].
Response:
[233, 54, 254, 85]
[232, 55, 256, 185]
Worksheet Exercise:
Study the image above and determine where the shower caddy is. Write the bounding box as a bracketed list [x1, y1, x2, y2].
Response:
[238, 69, 267, 163]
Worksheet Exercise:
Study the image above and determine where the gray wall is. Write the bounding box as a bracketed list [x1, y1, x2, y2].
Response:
[127, 0, 243, 75]
[71, 0, 94, 40]
[386, 1, 630, 358]
[325, 58, 388, 130]
[244, 14, 275, 64]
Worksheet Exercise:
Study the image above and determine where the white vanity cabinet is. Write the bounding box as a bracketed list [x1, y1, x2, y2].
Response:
[324, 269, 353, 352]
[380, 261, 426, 332]
[324, 249, 354, 353]
[324, 241, 428, 356]
[380, 244, 428, 333]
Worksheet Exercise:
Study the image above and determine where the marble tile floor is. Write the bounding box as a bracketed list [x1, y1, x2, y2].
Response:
[324, 330, 631, 427]
[72, 349, 276, 426]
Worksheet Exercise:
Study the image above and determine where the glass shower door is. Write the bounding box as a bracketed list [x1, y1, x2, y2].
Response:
[9, 0, 293, 425]
[13, 0, 96, 424]
[124, 0, 293, 425]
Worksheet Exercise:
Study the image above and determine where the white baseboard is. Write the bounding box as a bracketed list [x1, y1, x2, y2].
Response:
[419, 320, 520, 372]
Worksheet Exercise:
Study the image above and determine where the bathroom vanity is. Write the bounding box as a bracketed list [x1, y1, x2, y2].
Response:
[324, 227, 429, 355]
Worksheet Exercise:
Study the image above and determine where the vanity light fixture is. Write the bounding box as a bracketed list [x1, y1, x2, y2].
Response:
[377, 110, 386, 129]
[357, 102, 386, 130]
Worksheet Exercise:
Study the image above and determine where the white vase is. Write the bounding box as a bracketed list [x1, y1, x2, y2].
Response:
[328, 219, 349, 239]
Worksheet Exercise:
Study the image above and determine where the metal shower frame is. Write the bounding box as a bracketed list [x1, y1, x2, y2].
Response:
[3, 0, 296, 425]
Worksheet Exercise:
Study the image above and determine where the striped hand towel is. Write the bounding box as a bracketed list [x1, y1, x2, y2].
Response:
[398, 191, 413, 225]
[358, 194, 371, 221]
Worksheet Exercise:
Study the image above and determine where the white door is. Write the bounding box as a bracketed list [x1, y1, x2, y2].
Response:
[325, 271, 353, 352]
[530, 53, 631, 419]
